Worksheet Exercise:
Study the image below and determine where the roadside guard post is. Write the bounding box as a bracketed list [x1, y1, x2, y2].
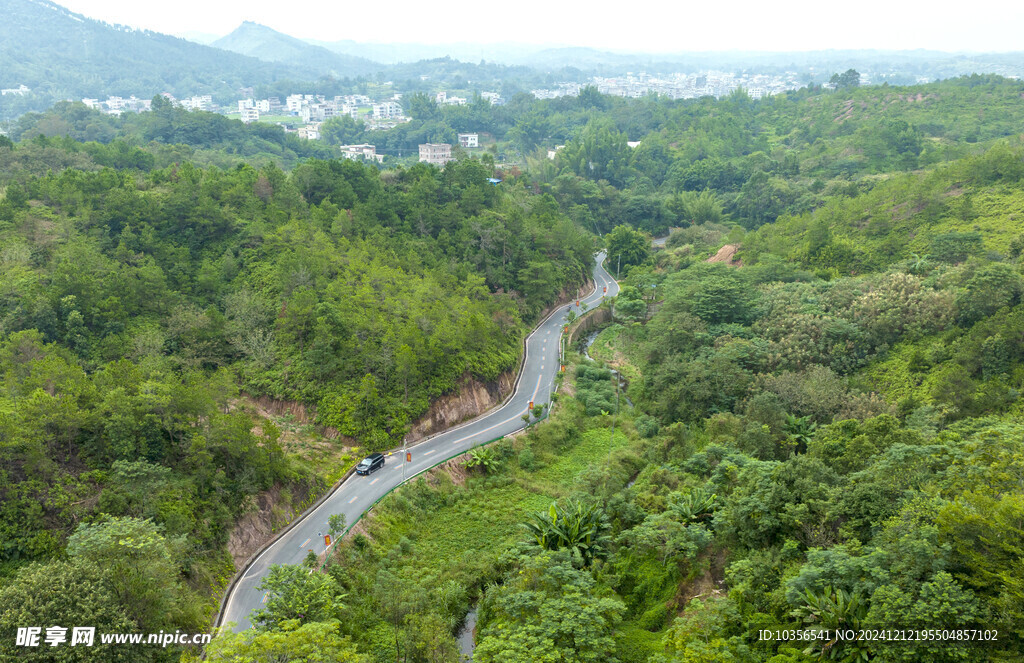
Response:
[324, 535, 331, 546]
[406, 451, 411, 462]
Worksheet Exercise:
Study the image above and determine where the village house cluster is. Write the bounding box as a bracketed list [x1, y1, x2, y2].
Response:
[532, 71, 807, 100]
[48, 69, 813, 167]
[81, 95, 153, 114]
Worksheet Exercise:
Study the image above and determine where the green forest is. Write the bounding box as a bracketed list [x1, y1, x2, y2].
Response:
[2, 73, 1024, 662]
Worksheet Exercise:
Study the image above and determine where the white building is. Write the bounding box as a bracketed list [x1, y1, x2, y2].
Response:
[1, 85, 30, 96]
[372, 102, 403, 119]
[419, 143, 452, 166]
[286, 94, 305, 114]
[240, 108, 260, 123]
[481, 91, 505, 106]
[458, 133, 479, 148]
[304, 103, 335, 122]
[190, 95, 214, 111]
[339, 144, 384, 163]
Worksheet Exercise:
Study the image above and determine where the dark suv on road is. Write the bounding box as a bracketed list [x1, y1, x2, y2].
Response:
[356, 453, 385, 475]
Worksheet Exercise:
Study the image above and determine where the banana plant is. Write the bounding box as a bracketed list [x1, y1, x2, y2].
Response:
[668, 487, 718, 524]
[521, 499, 611, 567]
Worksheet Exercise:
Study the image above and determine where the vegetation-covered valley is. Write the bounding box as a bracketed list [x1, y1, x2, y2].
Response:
[2, 74, 1024, 662]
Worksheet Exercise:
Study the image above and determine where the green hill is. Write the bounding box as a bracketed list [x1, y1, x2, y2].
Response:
[0, 0, 304, 117]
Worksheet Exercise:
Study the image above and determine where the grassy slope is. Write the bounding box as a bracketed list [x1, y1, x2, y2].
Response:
[353, 423, 633, 586]
[741, 141, 1024, 272]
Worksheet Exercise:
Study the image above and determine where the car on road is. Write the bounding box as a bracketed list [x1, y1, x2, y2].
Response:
[356, 453, 385, 475]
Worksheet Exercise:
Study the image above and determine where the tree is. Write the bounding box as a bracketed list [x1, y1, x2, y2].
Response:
[207, 620, 368, 662]
[65, 517, 200, 633]
[672, 189, 726, 225]
[328, 513, 347, 539]
[0, 560, 141, 663]
[577, 85, 607, 111]
[405, 611, 461, 663]
[374, 568, 426, 663]
[830, 69, 861, 90]
[605, 224, 650, 271]
[508, 112, 550, 152]
[955, 263, 1024, 326]
[320, 115, 367, 147]
[475, 552, 624, 663]
[404, 92, 439, 120]
[685, 266, 753, 325]
[558, 120, 633, 187]
[937, 491, 1024, 646]
[252, 564, 342, 629]
[615, 297, 646, 320]
[867, 573, 982, 662]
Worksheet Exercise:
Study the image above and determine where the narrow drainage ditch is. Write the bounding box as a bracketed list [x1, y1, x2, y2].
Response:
[456, 605, 478, 660]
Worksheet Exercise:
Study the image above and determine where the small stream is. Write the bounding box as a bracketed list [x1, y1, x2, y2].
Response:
[456, 606, 478, 660]
[581, 330, 600, 361]
[455, 333, 633, 661]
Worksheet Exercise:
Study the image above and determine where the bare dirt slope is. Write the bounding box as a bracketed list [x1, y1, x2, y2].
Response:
[706, 244, 741, 265]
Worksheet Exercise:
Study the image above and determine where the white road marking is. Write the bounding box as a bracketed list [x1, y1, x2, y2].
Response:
[370, 477, 379, 485]
[300, 538, 310, 548]
[348, 495, 358, 504]
[424, 449, 435, 455]
[261, 593, 268, 604]
[453, 412, 523, 444]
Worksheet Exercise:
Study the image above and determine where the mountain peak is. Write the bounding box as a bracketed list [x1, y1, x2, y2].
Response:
[212, 21, 380, 75]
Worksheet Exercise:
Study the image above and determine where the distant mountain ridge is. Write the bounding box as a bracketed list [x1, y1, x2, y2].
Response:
[0, 0, 304, 116]
[308, 39, 553, 65]
[213, 21, 381, 78]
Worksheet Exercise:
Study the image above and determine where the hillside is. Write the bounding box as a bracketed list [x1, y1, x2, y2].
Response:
[0, 0, 302, 117]
[212, 21, 382, 78]
[2, 72, 1024, 662]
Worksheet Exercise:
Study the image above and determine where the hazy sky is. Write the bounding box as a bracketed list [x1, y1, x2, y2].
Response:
[53, 0, 1024, 52]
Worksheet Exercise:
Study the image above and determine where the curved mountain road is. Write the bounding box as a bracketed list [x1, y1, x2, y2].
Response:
[219, 253, 619, 631]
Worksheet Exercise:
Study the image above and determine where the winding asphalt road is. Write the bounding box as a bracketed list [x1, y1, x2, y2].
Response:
[219, 252, 619, 631]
